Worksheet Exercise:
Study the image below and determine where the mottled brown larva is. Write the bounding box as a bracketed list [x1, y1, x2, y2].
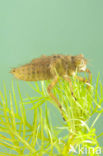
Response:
[10, 54, 91, 120]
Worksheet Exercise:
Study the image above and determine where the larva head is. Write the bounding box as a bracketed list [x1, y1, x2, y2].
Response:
[72, 54, 87, 72]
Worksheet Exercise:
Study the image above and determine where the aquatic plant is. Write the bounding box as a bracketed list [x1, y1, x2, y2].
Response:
[0, 75, 103, 155]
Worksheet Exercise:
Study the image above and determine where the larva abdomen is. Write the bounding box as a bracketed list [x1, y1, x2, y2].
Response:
[10, 63, 52, 81]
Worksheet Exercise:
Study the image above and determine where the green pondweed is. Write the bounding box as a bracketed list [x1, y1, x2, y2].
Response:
[0, 75, 103, 155]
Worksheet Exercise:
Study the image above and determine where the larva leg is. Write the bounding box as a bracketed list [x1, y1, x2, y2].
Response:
[48, 59, 63, 109]
[63, 75, 77, 100]
[76, 68, 91, 88]
[47, 76, 62, 109]
[47, 77, 66, 120]
[47, 61, 65, 120]
[75, 76, 87, 83]
[85, 68, 91, 83]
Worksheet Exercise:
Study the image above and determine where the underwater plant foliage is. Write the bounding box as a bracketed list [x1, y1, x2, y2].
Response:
[0, 75, 103, 155]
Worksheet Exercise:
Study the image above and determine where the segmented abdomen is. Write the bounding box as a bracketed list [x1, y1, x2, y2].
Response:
[11, 63, 52, 81]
